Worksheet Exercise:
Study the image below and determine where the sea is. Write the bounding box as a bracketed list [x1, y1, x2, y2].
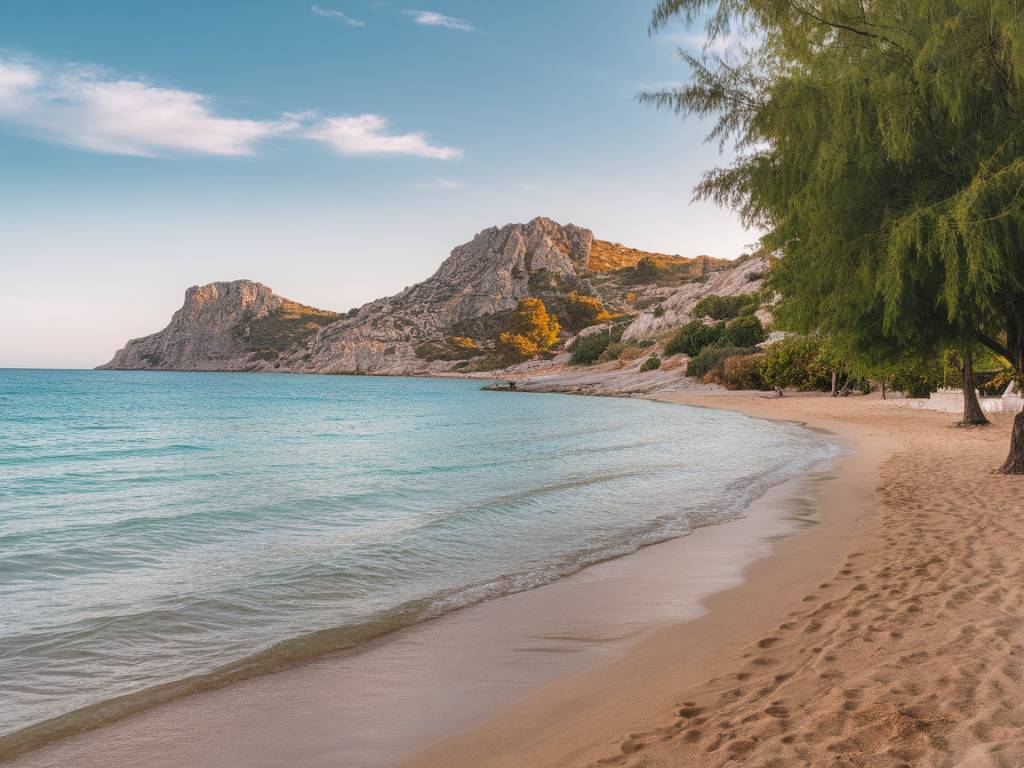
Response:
[0, 369, 838, 741]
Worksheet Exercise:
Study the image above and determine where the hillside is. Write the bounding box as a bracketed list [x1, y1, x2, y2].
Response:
[99, 218, 765, 377]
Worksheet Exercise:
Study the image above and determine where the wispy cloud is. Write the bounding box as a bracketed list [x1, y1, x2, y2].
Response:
[659, 31, 745, 57]
[307, 114, 462, 159]
[0, 58, 296, 156]
[0, 55, 461, 161]
[312, 5, 365, 27]
[404, 10, 475, 31]
[411, 177, 464, 190]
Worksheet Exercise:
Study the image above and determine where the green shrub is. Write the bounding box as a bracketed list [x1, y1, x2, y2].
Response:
[664, 320, 724, 356]
[722, 315, 766, 347]
[890, 363, 939, 398]
[653, 305, 665, 318]
[640, 356, 662, 372]
[706, 353, 767, 389]
[570, 332, 611, 365]
[560, 291, 611, 332]
[760, 335, 834, 391]
[598, 341, 628, 362]
[692, 293, 761, 320]
[686, 346, 757, 379]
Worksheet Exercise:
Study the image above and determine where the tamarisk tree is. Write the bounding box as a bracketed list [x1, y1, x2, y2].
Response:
[645, 0, 1024, 471]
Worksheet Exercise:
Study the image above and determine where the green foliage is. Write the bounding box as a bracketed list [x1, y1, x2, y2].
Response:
[665, 320, 724, 356]
[640, 355, 662, 372]
[653, 305, 665, 318]
[722, 315, 765, 348]
[692, 293, 760, 321]
[888, 361, 940, 399]
[415, 336, 481, 362]
[705, 353, 767, 390]
[559, 291, 611, 332]
[686, 345, 757, 379]
[646, 0, 1024, 384]
[570, 332, 611, 365]
[760, 335, 835, 392]
[633, 256, 662, 283]
[235, 301, 340, 359]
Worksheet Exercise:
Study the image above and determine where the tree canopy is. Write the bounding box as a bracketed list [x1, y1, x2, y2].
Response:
[647, 0, 1024, 470]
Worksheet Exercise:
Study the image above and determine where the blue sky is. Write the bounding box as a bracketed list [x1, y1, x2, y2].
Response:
[0, 0, 756, 368]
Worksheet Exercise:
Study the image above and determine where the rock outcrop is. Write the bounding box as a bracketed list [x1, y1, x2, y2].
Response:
[99, 282, 337, 371]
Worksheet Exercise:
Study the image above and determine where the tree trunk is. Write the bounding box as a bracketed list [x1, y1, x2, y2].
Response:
[881, 380, 887, 400]
[831, 370, 838, 397]
[999, 406, 1024, 474]
[960, 350, 989, 426]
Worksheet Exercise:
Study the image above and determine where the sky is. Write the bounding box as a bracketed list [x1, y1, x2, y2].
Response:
[0, 0, 758, 369]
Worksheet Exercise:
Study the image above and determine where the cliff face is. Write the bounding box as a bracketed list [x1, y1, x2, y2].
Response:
[99, 217, 762, 376]
[99, 282, 337, 372]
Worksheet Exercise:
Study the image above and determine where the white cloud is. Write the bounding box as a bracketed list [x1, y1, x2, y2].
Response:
[659, 31, 746, 57]
[308, 114, 462, 159]
[312, 5, 365, 27]
[411, 177, 464, 190]
[0, 58, 295, 156]
[404, 10, 475, 31]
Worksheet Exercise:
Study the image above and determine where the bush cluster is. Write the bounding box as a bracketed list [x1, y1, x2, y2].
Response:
[570, 332, 611, 365]
[640, 355, 662, 372]
[560, 291, 611, 332]
[686, 345, 758, 379]
[760, 334, 835, 391]
[705, 353, 767, 389]
[665, 316, 766, 358]
[498, 298, 561, 361]
[692, 292, 762, 321]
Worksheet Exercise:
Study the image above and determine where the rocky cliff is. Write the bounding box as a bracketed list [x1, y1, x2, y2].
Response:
[99, 282, 338, 371]
[99, 217, 761, 376]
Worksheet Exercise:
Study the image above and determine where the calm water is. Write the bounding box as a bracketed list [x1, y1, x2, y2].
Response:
[0, 370, 837, 739]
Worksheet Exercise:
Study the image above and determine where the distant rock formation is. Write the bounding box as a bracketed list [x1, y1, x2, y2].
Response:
[98, 281, 337, 371]
[99, 217, 762, 376]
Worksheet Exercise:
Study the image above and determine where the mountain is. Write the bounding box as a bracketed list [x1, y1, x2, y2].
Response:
[99, 217, 757, 375]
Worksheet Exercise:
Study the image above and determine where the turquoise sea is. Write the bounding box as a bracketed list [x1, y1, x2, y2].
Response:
[0, 369, 838, 741]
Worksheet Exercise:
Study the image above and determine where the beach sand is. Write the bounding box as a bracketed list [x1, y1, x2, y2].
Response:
[406, 393, 1024, 768]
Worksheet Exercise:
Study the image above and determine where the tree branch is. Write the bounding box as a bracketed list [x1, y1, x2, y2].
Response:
[975, 330, 1013, 363]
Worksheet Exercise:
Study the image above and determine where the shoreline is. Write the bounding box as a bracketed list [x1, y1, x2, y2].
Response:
[407, 392, 1024, 767]
[4, 393, 844, 768]
[403, 391, 887, 768]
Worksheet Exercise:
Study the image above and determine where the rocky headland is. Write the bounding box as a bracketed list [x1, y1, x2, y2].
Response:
[99, 217, 768, 388]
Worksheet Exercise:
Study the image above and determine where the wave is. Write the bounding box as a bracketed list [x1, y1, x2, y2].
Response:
[0, 439, 839, 762]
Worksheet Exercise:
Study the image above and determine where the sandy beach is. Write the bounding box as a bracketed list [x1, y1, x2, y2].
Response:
[407, 393, 1024, 768]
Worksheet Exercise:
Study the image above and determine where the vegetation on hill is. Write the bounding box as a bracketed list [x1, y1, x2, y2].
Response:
[649, 0, 1024, 471]
[587, 240, 723, 274]
[692, 293, 762, 321]
[498, 298, 561, 361]
[234, 301, 339, 361]
[557, 291, 612, 332]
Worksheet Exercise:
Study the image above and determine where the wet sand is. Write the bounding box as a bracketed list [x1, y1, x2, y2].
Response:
[407, 393, 1024, 768]
[6, 402, 843, 768]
